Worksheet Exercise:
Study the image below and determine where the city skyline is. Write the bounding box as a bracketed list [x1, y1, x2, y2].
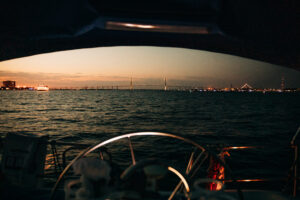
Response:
[1, 77, 298, 91]
[1, 46, 300, 89]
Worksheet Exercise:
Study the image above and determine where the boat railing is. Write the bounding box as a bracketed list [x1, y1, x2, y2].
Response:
[290, 126, 300, 197]
[43, 141, 111, 178]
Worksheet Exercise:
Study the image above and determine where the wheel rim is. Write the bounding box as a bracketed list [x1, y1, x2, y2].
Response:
[50, 131, 206, 200]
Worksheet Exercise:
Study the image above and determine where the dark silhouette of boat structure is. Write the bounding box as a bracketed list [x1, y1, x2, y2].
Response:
[0, 129, 299, 200]
[0, 0, 299, 199]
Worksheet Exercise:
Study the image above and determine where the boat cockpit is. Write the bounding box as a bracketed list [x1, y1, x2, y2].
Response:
[0, 129, 299, 200]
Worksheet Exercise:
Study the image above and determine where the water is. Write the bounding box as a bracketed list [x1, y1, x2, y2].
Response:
[0, 90, 300, 185]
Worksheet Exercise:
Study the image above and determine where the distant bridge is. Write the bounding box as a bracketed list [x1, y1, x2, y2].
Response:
[57, 78, 203, 90]
[91, 85, 197, 90]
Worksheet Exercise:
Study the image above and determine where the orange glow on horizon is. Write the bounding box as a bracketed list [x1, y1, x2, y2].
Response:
[0, 46, 299, 88]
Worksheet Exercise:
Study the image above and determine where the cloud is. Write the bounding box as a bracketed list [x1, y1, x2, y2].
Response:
[0, 71, 133, 87]
[0, 71, 179, 88]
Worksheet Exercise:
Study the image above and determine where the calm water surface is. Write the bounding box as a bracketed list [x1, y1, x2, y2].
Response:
[1, 90, 300, 180]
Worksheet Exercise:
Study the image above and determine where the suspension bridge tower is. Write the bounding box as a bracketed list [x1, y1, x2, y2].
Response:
[281, 76, 285, 91]
[130, 77, 133, 90]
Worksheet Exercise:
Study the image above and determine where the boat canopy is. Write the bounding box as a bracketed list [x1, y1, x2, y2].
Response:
[0, 0, 299, 70]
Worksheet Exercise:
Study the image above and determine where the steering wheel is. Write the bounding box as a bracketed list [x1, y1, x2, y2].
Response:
[50, 132, 207, 200]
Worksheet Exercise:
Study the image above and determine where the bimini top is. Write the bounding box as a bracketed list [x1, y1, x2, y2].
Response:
[0, 0, 299, 70]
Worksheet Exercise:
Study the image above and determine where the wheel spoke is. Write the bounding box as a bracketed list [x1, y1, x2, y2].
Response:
[168, 180, 183, 200]
[186, 148, 196, 174]
[190, 153, 209, 179]
[128, 136, 136, 165]
[168, 150, 207, 200]
[99, 151, 104, 160]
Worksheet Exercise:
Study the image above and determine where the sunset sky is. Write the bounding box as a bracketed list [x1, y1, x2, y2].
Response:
[0, 46, 300, 89]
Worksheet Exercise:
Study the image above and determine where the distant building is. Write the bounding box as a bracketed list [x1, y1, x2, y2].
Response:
[241, 83, 253, 91]
[3, 80, 16, 89]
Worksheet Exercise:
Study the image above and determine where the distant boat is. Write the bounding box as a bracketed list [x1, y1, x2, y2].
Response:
[36, 85, 49, 91]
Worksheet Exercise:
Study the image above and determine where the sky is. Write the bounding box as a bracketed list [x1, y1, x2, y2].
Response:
[0, 46, 300, 89]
